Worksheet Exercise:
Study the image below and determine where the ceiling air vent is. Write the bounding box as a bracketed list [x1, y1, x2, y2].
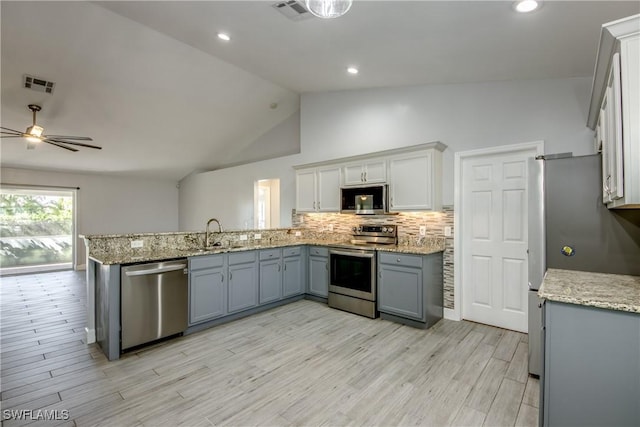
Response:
[23, 74, 55, 94]
[272, 0, 313, 21]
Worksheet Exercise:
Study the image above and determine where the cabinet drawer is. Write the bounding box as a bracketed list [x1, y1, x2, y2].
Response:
[259, 248, 281, 260]
[309, 246, 329, 257]
[379, 252, 422, 268]
[189, 254, 224, 270]
[228, 251, 257, 265]
[283, 247, 301, 258]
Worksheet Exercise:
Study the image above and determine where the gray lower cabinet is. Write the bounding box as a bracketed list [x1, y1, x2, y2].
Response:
[188, 254, 227, 325]
[259, 249, 282, 304]
[308, 246, 329, 297]
[542, 301, 640, 426]
[282, 247, 303, 297]
[227, 252, 258, 313]
[377, 251, 443, 328]
[378, 257, 423, 320]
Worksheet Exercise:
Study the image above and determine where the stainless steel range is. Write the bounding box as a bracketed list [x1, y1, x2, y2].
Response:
[328, 224, 397, 318]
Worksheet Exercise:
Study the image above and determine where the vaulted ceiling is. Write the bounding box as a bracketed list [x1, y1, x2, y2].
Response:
[1, 1, 638, 180]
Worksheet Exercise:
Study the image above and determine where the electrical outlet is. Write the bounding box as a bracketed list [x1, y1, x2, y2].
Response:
[444, 226, 452, 237]
[295, 231, 302, 237]
[239, 234, 248, 241]
[254, 233, 262, 240]
[131, 240, 144, 248]
[328, 224, 334, 232]
[419, 226, 427, 236]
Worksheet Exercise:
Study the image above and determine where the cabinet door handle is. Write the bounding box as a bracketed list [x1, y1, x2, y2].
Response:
[278, 264, 281, 272]
[378, 271, 382, 278]
[390, 197, 393, 208]
[397, 258, 401, 263]
[221, 274, 224, 283]
[361, 172, 364, 182]
[325, 263, 328, 270]
[603, 174, 612, 196]
[318, 202, 320, 210]
[313, 201, 316, 210]
[364, 171, 367, 182]
[229, 272, 232, 281]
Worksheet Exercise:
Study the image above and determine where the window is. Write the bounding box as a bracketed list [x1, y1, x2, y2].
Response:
[0, 186, 76, 275]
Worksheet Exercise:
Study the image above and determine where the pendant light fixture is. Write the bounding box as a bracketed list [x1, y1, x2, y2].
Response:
[305, 0, 353, 19]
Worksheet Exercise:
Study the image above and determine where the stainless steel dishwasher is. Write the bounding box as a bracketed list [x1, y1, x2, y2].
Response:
[121, 259, 188, 350]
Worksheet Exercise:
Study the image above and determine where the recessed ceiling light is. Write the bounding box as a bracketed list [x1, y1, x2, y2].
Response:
[347, 67, 359, 75]
[217, 33, 231, 41]
[514, 0, 540, 13]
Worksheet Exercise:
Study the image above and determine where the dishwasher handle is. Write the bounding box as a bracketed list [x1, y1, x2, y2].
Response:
[125, 264, 187, 277]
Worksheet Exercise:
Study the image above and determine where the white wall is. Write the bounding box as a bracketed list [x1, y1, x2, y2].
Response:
[179, 154, 297, 231]
[1, 167, 179, 266]
[179, 77, 595, 228]
[300, 77, 595, 205]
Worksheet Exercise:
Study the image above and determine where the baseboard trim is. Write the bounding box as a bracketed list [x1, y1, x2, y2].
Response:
[85, 327, 96, 344]
[444, 308, 461, 321]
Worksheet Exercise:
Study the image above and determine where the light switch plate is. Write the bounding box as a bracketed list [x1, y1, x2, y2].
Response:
[419, 226, 426, 236]
[254, 233, 262, 240]
[444, 226, 452, 237]
[131, 240, 143, 248]
[328, 224, 334, 232]
[239, 234, 248, 241]
[295, 231, 302, 237]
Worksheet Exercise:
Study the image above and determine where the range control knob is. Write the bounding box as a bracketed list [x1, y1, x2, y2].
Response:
[382, 227, 388, 233]
[357, 226, 363, 232]
[352, 227, 357, 232]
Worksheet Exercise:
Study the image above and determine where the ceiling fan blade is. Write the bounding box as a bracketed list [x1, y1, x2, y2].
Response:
[44, 140, 79, 152]
[43, 135, 94, 141]
[46, 138, 102, 150]
[1, 127, 24, 134]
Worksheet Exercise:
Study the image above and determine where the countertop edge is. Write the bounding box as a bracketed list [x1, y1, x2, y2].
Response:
[538, 268, 640, 314]
[88, 240, 446, 265]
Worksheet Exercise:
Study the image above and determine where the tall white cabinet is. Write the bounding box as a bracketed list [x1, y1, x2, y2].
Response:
[295, 166, 341, 212]
[388, 148, 442, 211]
[589, 14, 640, 208]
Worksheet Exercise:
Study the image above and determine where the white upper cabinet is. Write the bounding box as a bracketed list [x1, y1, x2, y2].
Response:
[317, 167, 341, 211]
[295, 166, 341, 213]
[294, 141, 447, 213]
[342, 160, 386, 186]
[600, 54, 624, 204]
[295, 169, 317, 212]
[388, 148, 443, 211]
[588, 15, 640, 208]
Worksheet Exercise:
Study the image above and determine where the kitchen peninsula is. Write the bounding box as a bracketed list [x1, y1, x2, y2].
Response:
[84, 228, 446, 360]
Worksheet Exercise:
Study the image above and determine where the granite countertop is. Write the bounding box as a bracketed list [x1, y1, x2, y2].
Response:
[539, 268, 640, 314]
[88, 238, 446, 265]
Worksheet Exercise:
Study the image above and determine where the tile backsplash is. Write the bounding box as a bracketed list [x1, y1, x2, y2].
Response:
[293, 207, 455, 309]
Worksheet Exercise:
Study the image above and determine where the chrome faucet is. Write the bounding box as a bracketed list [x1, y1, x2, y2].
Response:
[205, 218, 223, 248]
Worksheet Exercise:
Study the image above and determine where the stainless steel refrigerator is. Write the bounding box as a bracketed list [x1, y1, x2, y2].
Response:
[527, 153, 640, 376]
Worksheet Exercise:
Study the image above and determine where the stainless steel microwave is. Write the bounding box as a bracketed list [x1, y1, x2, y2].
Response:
[340, 185, 389, 214]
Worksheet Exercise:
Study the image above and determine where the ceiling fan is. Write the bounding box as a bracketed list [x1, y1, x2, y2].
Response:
[1, 104, 101, 152]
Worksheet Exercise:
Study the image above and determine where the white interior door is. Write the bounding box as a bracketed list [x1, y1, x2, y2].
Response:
[460, 144, 539, 332]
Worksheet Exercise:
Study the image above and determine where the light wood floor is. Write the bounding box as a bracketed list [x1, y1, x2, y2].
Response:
[1, 270, 539, 426]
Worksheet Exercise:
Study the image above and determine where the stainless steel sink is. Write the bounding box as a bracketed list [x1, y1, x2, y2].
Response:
[189, 243, 245, 253]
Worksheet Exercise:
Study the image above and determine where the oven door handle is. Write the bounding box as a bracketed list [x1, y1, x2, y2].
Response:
[329, 249, 375, 259]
